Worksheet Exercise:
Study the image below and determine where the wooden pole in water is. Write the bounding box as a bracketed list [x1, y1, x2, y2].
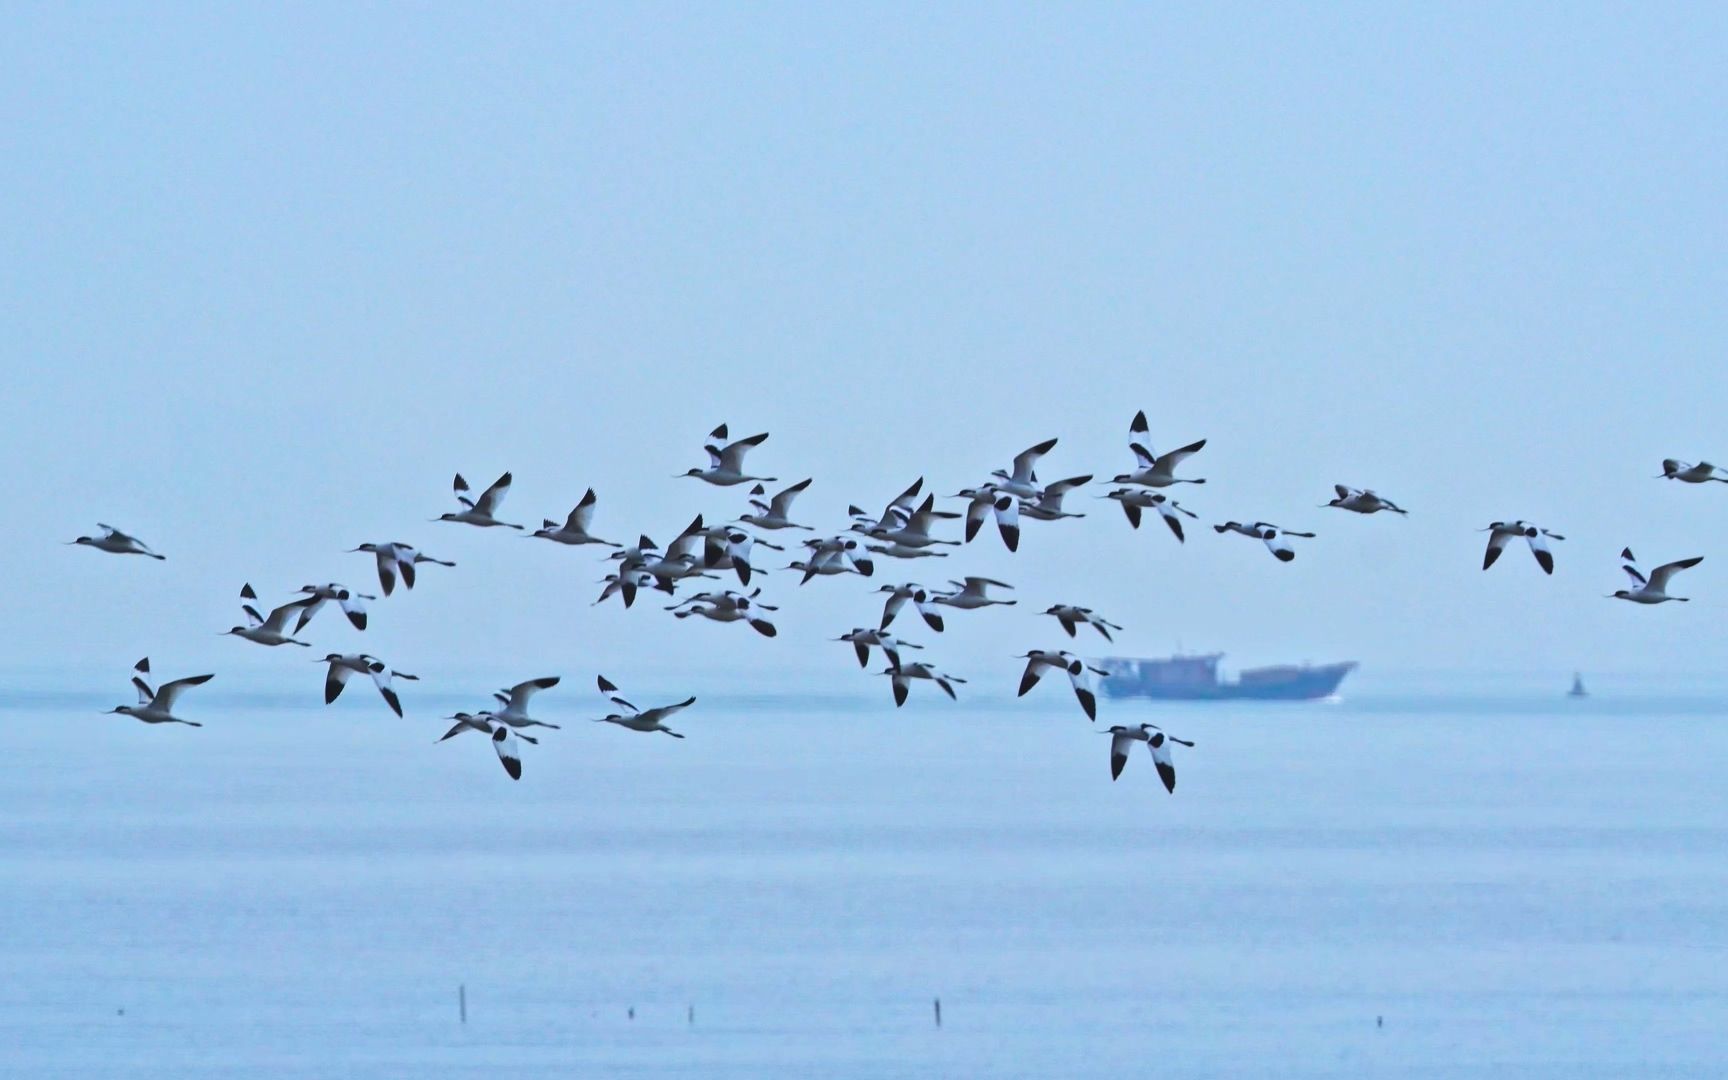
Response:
[459, 984, 466, 1024]
[933, 997, 941, 1028]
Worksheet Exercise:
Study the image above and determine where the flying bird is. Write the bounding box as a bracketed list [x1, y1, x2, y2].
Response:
[738, 479, 815, 531]
[848, 477, 925, 534]
[668, 589, 779, 637]
[491, 724, 526, 779]
[989, 438, 1060, 500]
[953, 484, 1017, 550]
[930, 576, 1016, 612]
[488, 676, 563, 730]
[1017, 649, 1109, 721]
[1103, 724, 1194, 789]
[1324, 485, 1408, 515]
[1480, 522, 1564, 574]
[319, 653, 418, 717]
[529, 489, 619, 547]
[1101, 489, 1196, 540]
[592, 675, 695, 737]
[791, 537, 873, 583]
[1018, 476, 1093, 524]
[1112, 412, 1206, 487]
[700, 526, 781, 586]
[226, 584, 313, 646]
[876, 583, 945, 632]
[436, 472, 523, 529]
[834, 628, 924, 670]
[1039, 604, 1123, 642]
[881, 662, 966, 707]
[69, 524, 165, 560]
[106, 658, 212, 727]
[860, 495, 960, 552]
[1215, 521, 1314, 562]
[1658, 459, 1728, 483]
[681, 425, 774, 486]
[1611, 548, 1703, 604]
[346, 542, 455, 596]
[435, 711, 503, 742]
[292, 584, 375, 632]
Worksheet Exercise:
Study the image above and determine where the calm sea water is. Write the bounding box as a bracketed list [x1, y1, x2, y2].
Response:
[3, 673, 1727, 1078]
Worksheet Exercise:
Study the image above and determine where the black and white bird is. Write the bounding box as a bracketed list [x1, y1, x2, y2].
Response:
[1104, 724, 1150, 781]
[529, 489, 619, 547]
[834, 628, 923, 669]
[876, 583, 945, 632]
[319, 653, 418, 717]
[69, 524, 165, 560]
[1480, 522, 1564, 574]
[1215, 521, 1315, 562]
[226, 584, 313, 646]
[436, 711, 510, 742]
[1611, 548, 1704, 604]
[1112, 412, 1206, 487]
[106, 658, 212, 727]
[865, 540, 951, 560]
[292, 584, 376, 632]
[1018, 475, 1093, 524]
[346, 542, 455, 596]
[1658, 459, 1728, 484]
[1103, 723, 1194, 789]
[989, 438, 1060, 500]
[861, 495, 960, 552]
[593, 569, 659, 608]
[1016, 649, 1109, 721]
[988, 494, 1022, 552]
[639, 516, 719, 589]
[489, 676, 563, 730]
[668, 589, 778, 637]
[434, 712, 537, 779]
[680, 424, 774, 486]
[700, 526, 781, 586]
[930, 576, 1016, 612]
[1039, 604, 1123, 642]
[436, 472, 523, 529]
[1101, 489, 1196, 541]
[791, 537, 873, 583]
[848, 477, 926, 535]
[592, 675, 695, 737]
[881, 662, 966, 707]
[1324, 485, 1408, 515]
[738, 479, 815, 531]
[490, 724, 526, 779]
[953, 484, 1018, 550]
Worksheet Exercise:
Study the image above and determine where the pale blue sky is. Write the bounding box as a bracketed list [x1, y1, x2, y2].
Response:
[5, 4, 1727, 689]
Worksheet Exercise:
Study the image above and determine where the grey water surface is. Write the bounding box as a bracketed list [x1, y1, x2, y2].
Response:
[3, 676, 1726, 1078]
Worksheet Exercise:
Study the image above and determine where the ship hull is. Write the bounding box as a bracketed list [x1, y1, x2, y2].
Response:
[1101, 661, 1357, 701]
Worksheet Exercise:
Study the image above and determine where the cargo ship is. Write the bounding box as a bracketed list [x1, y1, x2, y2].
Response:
[1097, 653, 1356, 701]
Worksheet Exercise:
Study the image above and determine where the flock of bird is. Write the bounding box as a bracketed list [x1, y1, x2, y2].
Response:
[75, 418, 1719, 789]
